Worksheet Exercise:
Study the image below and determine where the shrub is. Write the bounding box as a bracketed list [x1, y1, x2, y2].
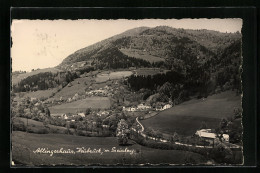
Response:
[26, 126, 49, 134]
[36, 128, 49, 134]
[12, 120, 26, 132]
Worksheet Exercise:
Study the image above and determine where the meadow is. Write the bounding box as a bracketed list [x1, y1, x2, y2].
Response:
[49, 76, 92, 101]
[49, 97, 111, 114]
[120, 48, 164, 63]
[19, 88, 58, 100]
[135, 68, 170, 76]
[95, 71, 133, 83]
[142, 91, 242, 137]
[11, 131, 208, 166]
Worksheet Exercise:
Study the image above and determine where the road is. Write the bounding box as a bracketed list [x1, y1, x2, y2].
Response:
[132, 117, 241, 149]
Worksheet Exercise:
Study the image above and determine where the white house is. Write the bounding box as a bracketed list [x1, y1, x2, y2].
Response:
[195, 129, 229, 145]
[130, 107, 137, 112]
[137, 103, 151, 110]
[163, 104, 172, 110]
[62, 114, 69, 120]
[122, 106, 131, 112]
[97, 111, 110, 117]
[77, 113, 85, 117]
[102, 124, 109, 128]
[156, 106, 163, 111]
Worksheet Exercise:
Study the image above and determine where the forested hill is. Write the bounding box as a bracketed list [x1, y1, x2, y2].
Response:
[59, 26, 241, 70]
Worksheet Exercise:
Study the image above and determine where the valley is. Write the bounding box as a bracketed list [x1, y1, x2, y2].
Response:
[11, 25, 243, 165]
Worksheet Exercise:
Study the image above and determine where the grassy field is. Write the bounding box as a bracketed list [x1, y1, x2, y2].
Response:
[12, 67, 61, 85]
[12, 131, 208, 166]
[135, 68, 170, 76]
[18, 88, 58, 100]
[120, 48, 164, 63]
[95, 71, 133, 83]
[49, 76, 92, 101]
[49, 97, 111, 114]
[142, 91, 242, 137]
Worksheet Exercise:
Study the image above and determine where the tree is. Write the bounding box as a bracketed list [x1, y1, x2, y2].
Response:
[44, 107, 51, 117]
[219, 118, 228, 132]
[159, 82, 173, 97]
[200, 121, 208, 129]
[116, 119, 130, 145]
[85, 108, 91, 115]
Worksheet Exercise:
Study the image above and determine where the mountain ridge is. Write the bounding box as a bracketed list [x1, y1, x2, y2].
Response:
[59, 26, 241, 70]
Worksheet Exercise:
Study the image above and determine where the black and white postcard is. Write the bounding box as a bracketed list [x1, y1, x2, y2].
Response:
[11, 19, 243, 166]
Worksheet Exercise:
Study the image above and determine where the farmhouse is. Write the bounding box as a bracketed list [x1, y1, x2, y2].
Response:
[195, 129, 229, 145]
[130, 107, 137, 112]
[102, 124, 109, 128]
[155, 106, 163, 111]
[61, 114, 69, 120]
[86, 89, 108, 97]
[97, 111, 109, 117]
[122, 106, 131, 112]
[163, 104, 172, 110]
[30, 97, 37, 102]
[77, 113, 85, 117]
[137, 103, 152, 110]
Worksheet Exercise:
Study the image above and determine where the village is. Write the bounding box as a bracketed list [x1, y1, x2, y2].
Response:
[12, 69, 236, 149]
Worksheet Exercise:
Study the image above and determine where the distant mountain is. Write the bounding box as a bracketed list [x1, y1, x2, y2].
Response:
[59, 26, 241, 71]
[13, 26, 242, 96]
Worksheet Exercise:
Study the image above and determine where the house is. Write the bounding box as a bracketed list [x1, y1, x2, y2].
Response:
[61, 114, 71, 120]
[130, 107, 137, 112]
[77, 113, 85, 117]
[163, 104, 172, 110]
[102, 111, 109, 116]
[122, 106, 131, 112]
[97, 111, 109, 117]
[102, 124, 109, 128]
[156, 106, 163, 111]
[195, 129, 229, 145]
[34, 102, 41, 106]
[137, 103, 152, 110]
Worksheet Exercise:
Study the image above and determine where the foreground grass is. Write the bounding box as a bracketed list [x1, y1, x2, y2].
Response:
[142, 91, 241, 137]
[12, 131, 208, 166]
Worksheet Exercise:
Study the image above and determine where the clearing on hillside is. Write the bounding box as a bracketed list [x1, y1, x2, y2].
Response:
[18, 88, 58, 100]
[49, 76, 92, 101]
[49, 97, 111, 114]
[135, 68, 170, 76]
[95, 71, 132, 83]
[12, 131, 208, 166]
[141, 91, 241, 137]
[120, 48, 164, 63]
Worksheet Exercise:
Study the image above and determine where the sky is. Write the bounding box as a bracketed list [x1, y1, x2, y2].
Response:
[11, 19, 242, 72]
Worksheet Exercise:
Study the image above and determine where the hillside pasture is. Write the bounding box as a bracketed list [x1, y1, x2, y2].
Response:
[12, 131, 208, 166]
[141, 91, 242, 137]
[120, 48, 164, 63]
[95, 71, 132, 83]
[49, 97, 111, 114]
[12, 67, 61, 85]
[18, 88, 58, 100]
[50, 76, 92, 101]
[135, 68, 170, 76]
